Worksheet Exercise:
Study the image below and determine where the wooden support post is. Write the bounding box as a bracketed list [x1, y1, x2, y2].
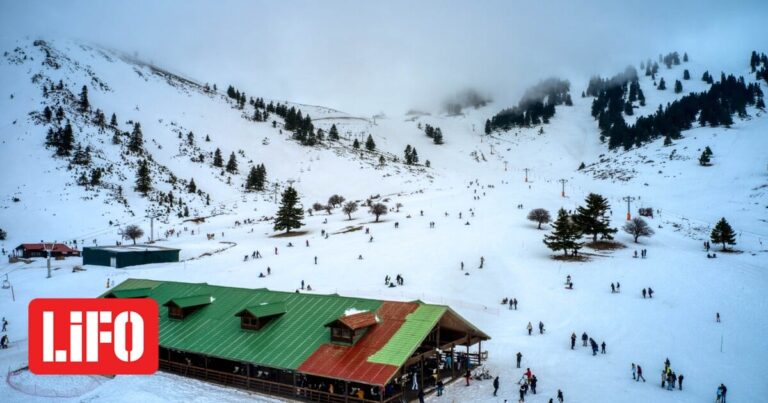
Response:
[478, 339, 482, 364]
[450, 345, 455, 379]
[420, 355, 424, 392]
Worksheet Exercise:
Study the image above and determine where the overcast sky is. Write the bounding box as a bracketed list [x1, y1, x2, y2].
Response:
[2, 0, 767, 115]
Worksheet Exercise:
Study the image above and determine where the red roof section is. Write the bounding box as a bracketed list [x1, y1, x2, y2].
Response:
[17, 243, 78, 253]
[338, 311, 379, 330]
[299, 301, 419, 386]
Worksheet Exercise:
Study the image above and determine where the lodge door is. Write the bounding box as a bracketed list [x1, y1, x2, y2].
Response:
[110, 257, 117, 267]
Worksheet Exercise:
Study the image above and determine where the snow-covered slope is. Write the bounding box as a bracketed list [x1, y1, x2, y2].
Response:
[1, 39, 767, 403]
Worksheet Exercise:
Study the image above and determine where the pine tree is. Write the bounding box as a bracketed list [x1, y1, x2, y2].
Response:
[245, 165, 266, 191]
[135, 159, 152, 195]
[699, 150, 711, 166]
[213, 148, 223, 167]
[674, 80, 683, 93]
[128, 122, 143, 153]
[273, 186, 305, 233]
[572, 193, 617, 242]
[57, 122, 75, 156]
[43, 106, 52, 121]
[683, 69, 690, 80]
[658, 78, 666, 90]
[226, 152, 238, 173]
[110, 113, 118, 127]
[710, 217, 736, 251]
[79, 85, 89, 112]
[90, 168, 102, 186]
[329, 124, 340, 140]
[543, 209, 583, 255]
[683, 52, 689, 62]
[404, 145, 412, 164]
[485, 119, 491, 135]
[411, 148, 419, 164]
[365, 134, 376, 151]
[433, 128, 444, 144]
[187, 178, 197, 193]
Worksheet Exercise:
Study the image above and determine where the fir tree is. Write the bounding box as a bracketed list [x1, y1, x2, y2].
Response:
[699, 150, 711, 166]
[433, 128, 444, 144]
[226, 152, 238, 173]
[411, 148, 419, 164]
[543, 209, 583, 255]
[683, 69, 690, 80]
[658, 78, 666, 90]
[710, 217, 736, 251]
[110, 113, 118, 127]
[674, 80, 683, 93]
[404, 145, 413, 164]
[57, 122, 75, 156]
[128, 122, 143, 153]
[90, 168, 102, 186]
[365, 134, 376, 151]
[572, 193, 617, 242]
[187, 178, 197, 193]
[683, 52, 689, 62]
[352, 138, 360, 149]
[245, 165, 266, 191]
[485, 119, 491, 135]
[135, 159, 152, 196]
[329, 124, 340, 140]
[273, 186, 305, 233]
[213, 148, 223, 167]
[79, 85, 89, 112]
[43, 106, 52, 121]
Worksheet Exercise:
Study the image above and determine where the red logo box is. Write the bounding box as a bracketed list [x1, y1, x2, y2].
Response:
[28, 298, 158, 375]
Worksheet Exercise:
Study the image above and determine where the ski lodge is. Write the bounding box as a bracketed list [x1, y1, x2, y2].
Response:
[83, 244, 180, 268]
[104, 279, 490, 402]
[14, 243, 80, 259]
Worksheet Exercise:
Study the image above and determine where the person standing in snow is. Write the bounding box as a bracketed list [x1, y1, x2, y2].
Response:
[527, 322, 533, 335]
[611, 283, 615, 293]
[516, 352, 523, 368]
[678, 373, 684, 390]
[716, 312, 721, 322]
[570, 333, 576, 350]
[582, 332, 588, 347]
[648, 287, 654, 298]
[479, 256, 485, 269]
[530, 375, 537, 394]
[461, 261, 465, 270]
[2, 317, 8, 332]
[636, 365, 646, 382]
[519, 383, 527, 402]
[538, 321, 545, 334]
[642, 288, 647, 298]
[509, 299, 514, 310]
[557, 389, 564, 402]
[493, 376, 500, 396]
[314, 256, 317, 265]
[465, 369, 471, 386]
[631, 363, 636, 380]
[601, 341, 606, 354]
[436, 380, 444, 396]
[589, 338, 598, 356]
[513, 298, 518, 310]
[718, 384, 727, 402]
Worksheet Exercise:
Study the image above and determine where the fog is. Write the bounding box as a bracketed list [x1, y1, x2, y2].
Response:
[2, 0, 767, 115]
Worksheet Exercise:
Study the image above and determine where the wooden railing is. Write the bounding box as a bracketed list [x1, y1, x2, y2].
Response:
[160, 360, 403, 403]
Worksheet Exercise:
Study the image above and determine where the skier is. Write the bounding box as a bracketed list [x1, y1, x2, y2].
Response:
[267, 267, 271, 275]
[716, 312, 721, 322]
[493, 376, 499, 396]
[616, 282, 621, 292]
[718, 384, 727, 402]
[479, 256, 484, 269]
[314, 256, 317, 265]
[661, 370, 666, 389]
[527, 322, 533, 335]
[570, 333, 576, 349]
[678, 374, 683, 390]
[582, 332, 588, 347]
[509, 299, 514, 310]
[519, 383, 527, 402]
[516, 352, 522, 368]
[538, 321, 545, 334]
[1, 318, 7, 333]
[642, 288, 647, 299]
[461, 261, 465, 270]
[601, 341, 606, 354]
[631, 363, 636, 380]
[274, 247, 278, 255]
[648, 287, 654, 298]
[637, 365, 646, 382]
[530, 375, 537, 394]
[524, 367, 533, 382]
[306, 240, 309, 247]
[301, 280, 305, 290]
[513, 298, 518, 310]
[0, 334, 8, 349]
[611, 283, 615, 293]
[557, 389, 564, 402]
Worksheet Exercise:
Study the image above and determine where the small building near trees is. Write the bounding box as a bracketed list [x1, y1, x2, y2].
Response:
[83, 245, 179, 268]
[14, 243, 80, 259]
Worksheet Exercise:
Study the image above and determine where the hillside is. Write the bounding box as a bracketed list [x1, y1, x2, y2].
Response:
[0, 39, 767, 403]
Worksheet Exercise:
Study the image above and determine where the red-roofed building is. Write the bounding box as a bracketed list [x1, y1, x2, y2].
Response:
[15, 243, 80, 258]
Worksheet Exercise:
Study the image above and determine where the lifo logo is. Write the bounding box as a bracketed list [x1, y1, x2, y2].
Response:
[29, 298, 158, 374]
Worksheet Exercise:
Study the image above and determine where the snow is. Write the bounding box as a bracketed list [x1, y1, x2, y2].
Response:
[0, 39, 767, 403]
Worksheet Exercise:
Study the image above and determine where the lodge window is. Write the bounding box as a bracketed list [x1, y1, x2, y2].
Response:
[241, 316, 268, 331]
[169, 306, 184, 319]
[331, 327, 353, 343]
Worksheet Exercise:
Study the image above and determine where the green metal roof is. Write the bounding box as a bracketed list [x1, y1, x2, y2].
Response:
[367, 304, 446, 366]
[165, 294, 214, 309]
[108, 287, 153, 298]
[109, 279, 382, 370]
[239, 301, 287, 318]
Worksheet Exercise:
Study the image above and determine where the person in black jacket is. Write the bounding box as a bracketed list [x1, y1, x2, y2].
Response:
[557, 389, 564, 402]
[570, 333, 576, 349]
[516, 352, 522, 368]
[678, 374, 684, 390]
[493, 376, 499, 396]
[519, 383, 528, 401]
[530, 375, 538, 394]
